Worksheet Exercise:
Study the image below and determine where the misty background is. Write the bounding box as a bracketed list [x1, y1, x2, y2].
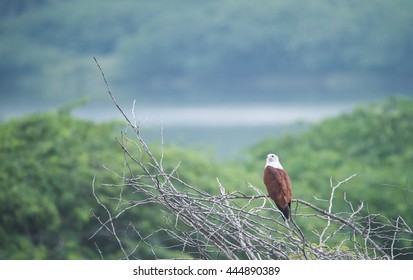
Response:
[1, 0, 413, 156]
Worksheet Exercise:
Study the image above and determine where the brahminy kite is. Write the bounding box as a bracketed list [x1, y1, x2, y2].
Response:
[263, 153, 292, 221]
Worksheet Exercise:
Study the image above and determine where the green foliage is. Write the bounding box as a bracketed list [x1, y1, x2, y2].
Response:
[0, 111, 118, 258]
[248, 97, 413, 225]
[0, 110, 189, 259]
[0, 109, 256, 259]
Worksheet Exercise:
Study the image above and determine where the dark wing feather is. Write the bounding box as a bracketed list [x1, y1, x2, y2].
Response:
[263, 166, 293, 220]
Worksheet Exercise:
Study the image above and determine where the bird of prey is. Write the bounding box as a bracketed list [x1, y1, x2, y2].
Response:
[263, 153, 292, 220]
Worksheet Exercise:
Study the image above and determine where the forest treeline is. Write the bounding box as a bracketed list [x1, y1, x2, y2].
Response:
[1, 0, 413, 106]
[0, 97, 412, 259]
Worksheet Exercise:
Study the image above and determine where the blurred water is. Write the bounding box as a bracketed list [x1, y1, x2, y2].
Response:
[0, 102, 354, 158]
[69, 103, 354, 158]
[71, 103, 354, 126]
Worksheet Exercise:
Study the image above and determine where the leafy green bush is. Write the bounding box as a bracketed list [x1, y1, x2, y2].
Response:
[0, 110, 188, 259]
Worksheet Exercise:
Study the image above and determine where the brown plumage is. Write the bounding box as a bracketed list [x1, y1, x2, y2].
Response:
[263, 154, 292, 221]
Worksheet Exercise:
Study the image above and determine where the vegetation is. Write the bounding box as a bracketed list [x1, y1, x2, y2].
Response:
[0, 97, 412, 259]
[0, 109, 190, 259]
[1, 0, 413, 107]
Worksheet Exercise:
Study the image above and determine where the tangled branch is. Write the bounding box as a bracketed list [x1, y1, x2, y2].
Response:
[91, 57, 413, 260]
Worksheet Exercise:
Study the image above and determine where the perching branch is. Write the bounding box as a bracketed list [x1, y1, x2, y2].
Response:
[91, 57, 413, 260]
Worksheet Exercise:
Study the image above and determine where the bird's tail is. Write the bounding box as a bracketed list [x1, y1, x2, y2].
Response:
[280, 205, 290, 221]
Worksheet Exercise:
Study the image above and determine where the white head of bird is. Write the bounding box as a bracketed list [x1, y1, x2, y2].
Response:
[265, 153, 284, 169]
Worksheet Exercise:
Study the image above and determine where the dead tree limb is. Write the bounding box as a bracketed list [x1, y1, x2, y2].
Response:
[91, 57, 413, 260]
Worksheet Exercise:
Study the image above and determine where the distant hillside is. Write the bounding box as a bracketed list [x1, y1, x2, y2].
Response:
[1, 0, 413, 107]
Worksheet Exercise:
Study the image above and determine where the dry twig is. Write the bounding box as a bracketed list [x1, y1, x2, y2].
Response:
[91, 57, 413, 260]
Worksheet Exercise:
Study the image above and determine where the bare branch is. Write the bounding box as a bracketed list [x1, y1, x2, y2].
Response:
[91, 58, 413, 260]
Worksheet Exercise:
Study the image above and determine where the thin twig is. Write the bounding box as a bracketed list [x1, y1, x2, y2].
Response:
[91, 57, 412, 260]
